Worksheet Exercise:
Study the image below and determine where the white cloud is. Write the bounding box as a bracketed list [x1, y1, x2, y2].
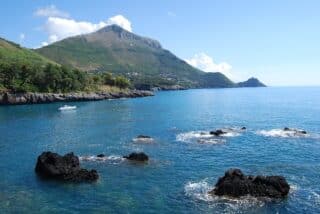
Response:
[34, 5, 69, 18]
[19, 33, 25, 42]
[41, 42, 48, 47]
[39, 14, 132, 47]
[106, 15, 132, 32]
[167, 11, 177, 17]
[186, 53, 233, 78]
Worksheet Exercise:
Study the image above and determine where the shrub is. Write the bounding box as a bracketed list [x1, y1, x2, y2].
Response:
[115, 75, 130, 88]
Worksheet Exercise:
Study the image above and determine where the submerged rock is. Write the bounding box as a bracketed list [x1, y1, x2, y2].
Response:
[133, 135, 154, 143]
[209, 169, 290, 198]
[210, 129, 227, 136]
[123, 152, 149, 162]
[35, 152, 99, 182]
[136, 135, 152, 139]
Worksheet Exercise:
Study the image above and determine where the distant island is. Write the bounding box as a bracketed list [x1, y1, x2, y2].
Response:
[0, 25, 265, 105]
[237, 77, 266, 87]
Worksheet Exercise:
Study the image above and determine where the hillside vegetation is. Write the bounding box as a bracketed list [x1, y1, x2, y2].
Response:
[0, 38, 130, 93]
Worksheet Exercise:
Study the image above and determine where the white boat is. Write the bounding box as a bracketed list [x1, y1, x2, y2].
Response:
[58, 105, 77, 111]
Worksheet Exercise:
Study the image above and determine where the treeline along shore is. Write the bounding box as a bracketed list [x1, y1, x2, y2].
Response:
[0, 58, 154, 105]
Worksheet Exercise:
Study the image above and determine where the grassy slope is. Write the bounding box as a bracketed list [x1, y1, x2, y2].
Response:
[0, 38, 55, 66]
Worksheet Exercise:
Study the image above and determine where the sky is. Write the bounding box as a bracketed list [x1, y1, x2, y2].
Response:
[0, 0, 319, 86]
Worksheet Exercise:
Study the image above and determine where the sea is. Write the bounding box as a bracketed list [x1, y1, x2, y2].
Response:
[0, 87, 319, 213]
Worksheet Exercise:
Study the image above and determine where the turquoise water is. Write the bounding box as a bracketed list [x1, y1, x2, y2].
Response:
[0, 87, 320, 213]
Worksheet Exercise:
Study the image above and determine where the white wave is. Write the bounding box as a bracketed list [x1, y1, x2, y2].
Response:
[290, 184, 299, 192]
[132, 137, 155, 143]
[79, 155, 124, 162]
[257, 128, 309, 138]
[221, 132, 241, 137]
[311, 191, 320, 205]
[176, 131, 212, 143]
[197, 138, 227, 144]
[184, 179, 214, 202]
[176, 128, 242, 144]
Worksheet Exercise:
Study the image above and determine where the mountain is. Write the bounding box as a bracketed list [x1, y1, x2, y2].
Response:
[0, 37, 55, 66]
[35, 25, 236, 88]
[237, 77, 266, 87]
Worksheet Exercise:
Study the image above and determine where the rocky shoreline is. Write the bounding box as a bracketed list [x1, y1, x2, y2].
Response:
[0, 90, 154, 105]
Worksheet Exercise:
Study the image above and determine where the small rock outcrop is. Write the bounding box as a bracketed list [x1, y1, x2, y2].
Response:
[136, 135, 152, 139]
[209, 169, 290, 198]
[210, 129, 227, 136]
[35, 152, 99, 182]
[133, 135, 155, 144]
[97, 154, 105, 158]
[283, 127, 307, 135]
[123, 152, 149, 162]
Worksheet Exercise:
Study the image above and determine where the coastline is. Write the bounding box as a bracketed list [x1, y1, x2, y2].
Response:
[0, 90, 154, 105]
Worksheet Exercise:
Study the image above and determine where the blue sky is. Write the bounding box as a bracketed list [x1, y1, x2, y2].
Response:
[0, 0, 319, 86]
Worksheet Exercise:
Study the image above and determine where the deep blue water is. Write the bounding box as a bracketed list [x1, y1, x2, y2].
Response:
[0, 87, 320, 213]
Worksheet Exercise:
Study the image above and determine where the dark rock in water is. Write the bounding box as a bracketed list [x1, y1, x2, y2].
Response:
[137, 135, 152, 139]
[133, 135, 154, 144]
[283, 127, 307, 135]
[123, 152, 149, 162]
[209, 169, 290, 198]
[241, 127, 247, 130]
[210, 129, 227, 136]
[97, 154, 105, 158]
[35, 152, 99, 182]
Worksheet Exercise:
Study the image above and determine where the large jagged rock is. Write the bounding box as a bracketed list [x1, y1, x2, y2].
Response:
[35, 152, 99, 182]
[209, 169, 290, 198]
[123, 152, 149, 162]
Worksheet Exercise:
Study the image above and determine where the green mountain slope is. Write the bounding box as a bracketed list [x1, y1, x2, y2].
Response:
[0, 37, 55, 66]
[36, 25, 236, 88]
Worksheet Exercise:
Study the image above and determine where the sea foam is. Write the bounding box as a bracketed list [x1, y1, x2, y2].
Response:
[79, 155, 124, 163]
[176, 127, 243, 144]
[257, 128, 309, 138]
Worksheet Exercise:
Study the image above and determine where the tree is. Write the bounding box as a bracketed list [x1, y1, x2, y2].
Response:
[102, 72, 115, 86]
